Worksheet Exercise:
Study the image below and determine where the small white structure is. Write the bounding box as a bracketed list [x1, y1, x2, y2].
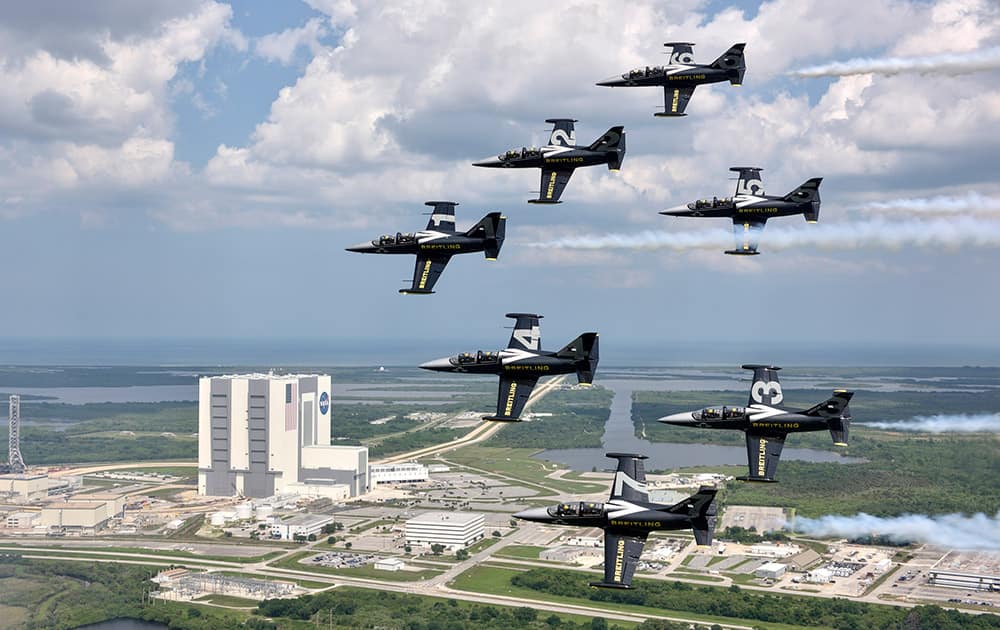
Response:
[748, 543, 799, 558]
[405, 511, 484, 549]
[235, 502, 254, 520]
[374, 557, 405, 572]
[755, 562, 787, 580]
[370, 463, 429, 486]
[806, 567, 833, 583]
[210, 511, 236, 526]
[270, 513, 335, 540]
[873, 558, 892, 574]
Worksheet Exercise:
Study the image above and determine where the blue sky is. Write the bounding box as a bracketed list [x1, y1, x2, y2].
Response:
[0, 0, 999, 363]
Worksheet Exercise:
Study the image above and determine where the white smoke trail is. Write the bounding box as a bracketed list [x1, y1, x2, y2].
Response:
[857, 192, 1000, 216]
[790, 47, 1000, 77]
[530, 217, 1000, 252]
[789, 512, 1000, 550]
[863, 413, 1000, 433]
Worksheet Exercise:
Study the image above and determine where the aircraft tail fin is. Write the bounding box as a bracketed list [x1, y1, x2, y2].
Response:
[545, 118, 578, 147]
[743, 364, 783, 406]
[711, 43, 746, 85]
[802, 390, 853, 446]
[557, 332, 599, 384]
[505, 313, 542, 351]
[465, 212, 506, 259]
[664, 486, 718, 545]
[424, 201, 457, 232]
[606, 452, 648, 503]
[592, 127, 626, 171]
[783, 178, 822, 222]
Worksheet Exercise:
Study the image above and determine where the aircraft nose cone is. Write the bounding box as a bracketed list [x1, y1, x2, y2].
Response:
[418, 357, 453, 371]
[472, 156, 502, 167]
[513, 507, 552, 522]
[345, 241, 374, 253]
[660, 204, 691, 216]
[659, 411, 697, 425]
[596, 75, 623, 87]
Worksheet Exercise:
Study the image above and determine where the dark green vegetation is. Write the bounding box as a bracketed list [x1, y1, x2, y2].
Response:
[0, 556, 244, 629]
[724, 434, 1000, 517]
[508, 568, 1000, 630]
[633, 386, 1000, 517]
[257, 587, 637, 629]
[488, 385, 613, 449]
[2, 404, 198, 465]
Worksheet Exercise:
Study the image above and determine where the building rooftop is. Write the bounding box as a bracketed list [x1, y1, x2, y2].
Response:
[44, 502, 105, 509]
[209, 373, 327, 381]
[406, 511, 484, 526]
[283, 513, 334, 527]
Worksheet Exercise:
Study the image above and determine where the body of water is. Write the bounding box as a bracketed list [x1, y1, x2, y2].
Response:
[535, 378, 864, 472]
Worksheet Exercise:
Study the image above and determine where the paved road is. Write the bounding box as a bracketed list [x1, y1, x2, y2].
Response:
[376, 376, 567, 465]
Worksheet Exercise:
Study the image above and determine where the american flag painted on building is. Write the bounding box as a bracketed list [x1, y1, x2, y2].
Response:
[285, 383, 297, 431]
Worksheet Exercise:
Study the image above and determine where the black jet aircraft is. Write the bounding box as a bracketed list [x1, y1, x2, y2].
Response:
[515, 453, 717, 589]
[661, 167, 822, 255]
[346, 201, 505, 294]
[658, 365, 853, 482]
[419, 313, 598, 421]
[472, 119, 625, 204]
[597, 42, 746, 117]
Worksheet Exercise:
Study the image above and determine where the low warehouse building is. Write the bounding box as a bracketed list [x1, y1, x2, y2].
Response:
[405, 512, 484, 549]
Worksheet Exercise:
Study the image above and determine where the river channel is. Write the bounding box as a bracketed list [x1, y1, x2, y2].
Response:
[535, 378, 865, 472]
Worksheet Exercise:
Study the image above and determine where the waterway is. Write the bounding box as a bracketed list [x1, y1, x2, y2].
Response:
[535, 378, 865, 472]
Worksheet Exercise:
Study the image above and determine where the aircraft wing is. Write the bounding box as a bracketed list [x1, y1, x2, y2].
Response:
[484, 375, 539, 421]
[725, 218, 765, 255]
[401, 255, 450, 294]
[589, 529, 648, 589]
[656, 86, 695, 117]
[741, 431, 786, 481]
[531, 168, 574, 204]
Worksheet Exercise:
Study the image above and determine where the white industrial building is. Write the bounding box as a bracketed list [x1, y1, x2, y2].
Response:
[806, 567, 833, 583]
[4, 511, 39, 529]
[928, 570, 1000, 592]
[748, 543, 799, 558]
[370, 462, 429, 486]
[198, 373, 368, 499]
[0, 474, 49, 501]
[755, 562, 787, 580]
[269, 513, 336, 540]
[374, 558, 405, 571]
[405, 512, 485, 549]
[40, 502, 111, 531]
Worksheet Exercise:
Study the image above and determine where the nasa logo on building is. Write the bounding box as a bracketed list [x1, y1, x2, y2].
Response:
[319, 392, 330, 415]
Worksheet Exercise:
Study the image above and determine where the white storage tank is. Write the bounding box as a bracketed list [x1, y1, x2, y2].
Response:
[235, 502, 254, 520]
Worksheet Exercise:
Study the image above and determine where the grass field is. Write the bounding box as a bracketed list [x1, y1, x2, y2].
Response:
[194, 594, 259, 607]
[270, 551, 443, 582]
[449, 565, 801, 630]
[493, 545, 544, 560]
[442, 446, 608, 495]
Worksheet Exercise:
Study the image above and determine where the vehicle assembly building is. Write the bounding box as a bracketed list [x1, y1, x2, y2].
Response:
[198, 373, 368, 499]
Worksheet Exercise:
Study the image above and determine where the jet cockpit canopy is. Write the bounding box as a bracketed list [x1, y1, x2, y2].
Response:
[692, 406, 745, 420]
[625, 66, 665, 79]
[500, 146, 541, 160]
[374, 232, 417, 246]
[549, 502, 605, 518]
[450, 351, 499, 366]
[689, 197, 733, 210]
